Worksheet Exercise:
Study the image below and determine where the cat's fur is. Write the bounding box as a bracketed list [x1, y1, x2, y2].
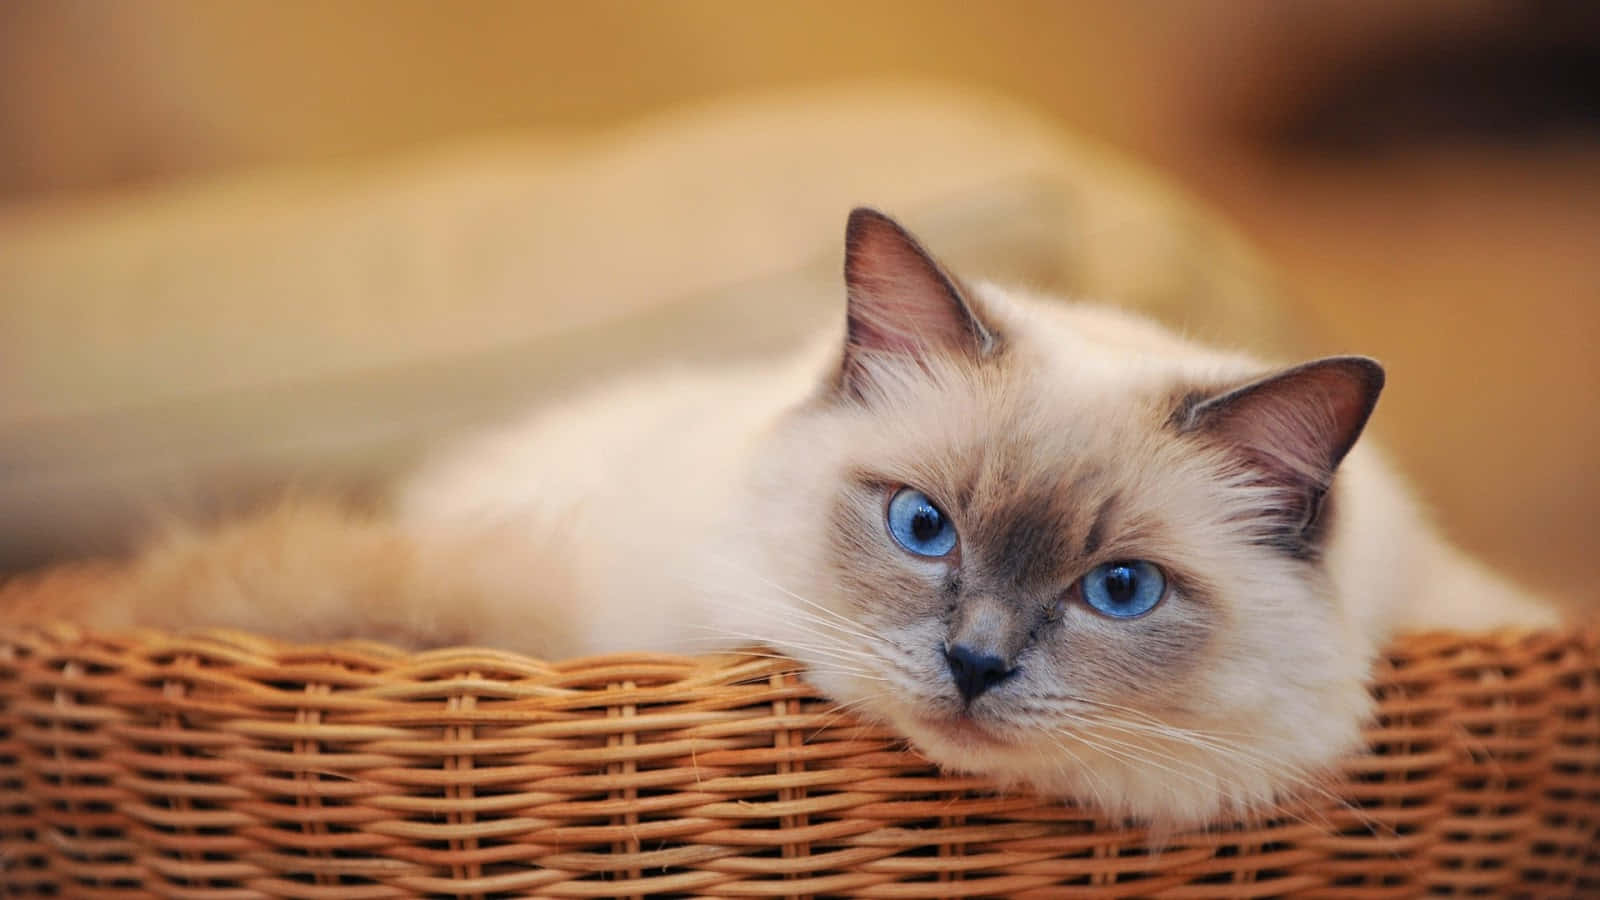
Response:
[10, 209, 1556, 827]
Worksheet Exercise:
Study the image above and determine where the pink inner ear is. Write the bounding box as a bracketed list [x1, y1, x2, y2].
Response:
[843, 209, 988, 362]
[1192, 357, 1385, 485]
[1217, 390, 1344, 486]
[847, 266, 973, 356]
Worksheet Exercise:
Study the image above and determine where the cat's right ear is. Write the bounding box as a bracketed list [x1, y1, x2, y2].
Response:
[838, 208, 997, 397]
[1178, 356, 1385, 554]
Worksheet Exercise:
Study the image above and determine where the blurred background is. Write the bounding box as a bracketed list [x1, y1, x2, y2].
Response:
[1, 1, 1595, 613]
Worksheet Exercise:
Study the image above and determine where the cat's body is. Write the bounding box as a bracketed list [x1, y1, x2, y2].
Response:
[12, 210, 1556, 827]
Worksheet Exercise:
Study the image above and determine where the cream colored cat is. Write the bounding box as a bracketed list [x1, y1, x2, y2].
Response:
[16, 209, 1556, 827]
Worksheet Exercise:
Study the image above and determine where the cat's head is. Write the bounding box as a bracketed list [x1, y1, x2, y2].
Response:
[739, 209, 1384, 827]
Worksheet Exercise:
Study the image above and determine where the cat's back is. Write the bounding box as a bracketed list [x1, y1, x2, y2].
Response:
[399, 349, 820, 532]
[392, 345, 827, 653]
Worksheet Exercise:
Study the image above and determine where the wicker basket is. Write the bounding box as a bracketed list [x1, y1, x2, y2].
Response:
[0, 623, 1595, 899]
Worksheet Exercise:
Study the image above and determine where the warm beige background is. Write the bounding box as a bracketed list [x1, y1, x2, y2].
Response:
[1, 2, 1595, 605]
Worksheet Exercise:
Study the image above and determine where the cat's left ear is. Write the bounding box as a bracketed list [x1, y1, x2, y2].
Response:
[839, 208, 997, 395]
[1180, 356, 1385, 548]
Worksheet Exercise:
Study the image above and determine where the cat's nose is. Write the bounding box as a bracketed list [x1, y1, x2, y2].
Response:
[945, 644, 1015, 704]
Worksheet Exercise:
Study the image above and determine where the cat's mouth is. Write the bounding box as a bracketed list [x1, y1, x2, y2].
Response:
[914, 710, 1013, 750]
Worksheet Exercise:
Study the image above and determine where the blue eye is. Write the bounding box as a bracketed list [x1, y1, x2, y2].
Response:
[1080, 560, 1165, 618]
[886, 487, 958, 557]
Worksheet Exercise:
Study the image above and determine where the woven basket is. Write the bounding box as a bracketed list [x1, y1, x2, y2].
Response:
[0, 623, 1595, 899]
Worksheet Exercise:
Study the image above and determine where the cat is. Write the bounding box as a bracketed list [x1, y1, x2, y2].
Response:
[7, 208, 1557, 827]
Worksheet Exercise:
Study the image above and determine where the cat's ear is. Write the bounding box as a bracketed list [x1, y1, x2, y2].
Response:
[1180, 356, 1385, 550]
[839, 208, 997, 395]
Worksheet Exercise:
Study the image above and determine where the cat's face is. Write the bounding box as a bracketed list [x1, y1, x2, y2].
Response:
[742, 210, 1383, 826]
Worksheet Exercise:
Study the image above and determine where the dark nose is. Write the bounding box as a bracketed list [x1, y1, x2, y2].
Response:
[945, 644, 1015, 704]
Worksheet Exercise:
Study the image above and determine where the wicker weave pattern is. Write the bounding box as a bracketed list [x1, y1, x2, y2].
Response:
[0, 624, 1596, 899]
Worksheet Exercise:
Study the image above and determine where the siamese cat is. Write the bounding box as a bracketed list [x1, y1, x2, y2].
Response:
[14, 209, 1555, 826]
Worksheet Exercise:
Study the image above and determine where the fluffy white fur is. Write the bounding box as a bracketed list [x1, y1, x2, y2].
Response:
[23, 210, 1557, 828]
